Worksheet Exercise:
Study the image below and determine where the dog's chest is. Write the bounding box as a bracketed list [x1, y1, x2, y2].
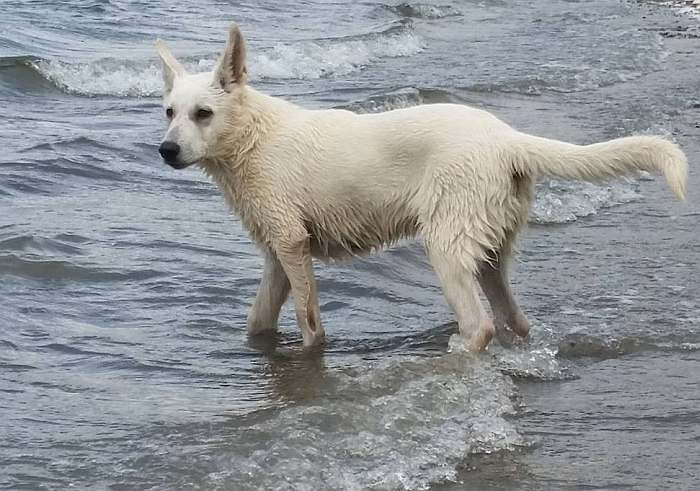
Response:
[205, 163, 271, 243]
[224, 186, 270, 244]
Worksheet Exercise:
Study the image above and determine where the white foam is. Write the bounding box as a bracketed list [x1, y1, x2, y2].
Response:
[657, 0, 700, 19]
[531, 180, 640, 224]
[344, 87, 425, 113]
[255, 31, 424, 80]
[205, 354, 525, 490]
[678, 6, 700, 19]
[34, 58, 165, 97]
[385, 3, 463, 19]
[448, 322, 573, 381]
[32, 30, 424, 97]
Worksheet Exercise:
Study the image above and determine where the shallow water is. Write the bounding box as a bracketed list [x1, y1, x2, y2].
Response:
[1, 1, 699, 489]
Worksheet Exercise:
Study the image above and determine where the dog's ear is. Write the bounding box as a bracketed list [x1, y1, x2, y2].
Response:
[155, 39, 185, 94]
[214, 23, 247, 91]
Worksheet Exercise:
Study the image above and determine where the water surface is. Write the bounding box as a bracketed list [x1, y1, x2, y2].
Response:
[1, 1, 699, 489]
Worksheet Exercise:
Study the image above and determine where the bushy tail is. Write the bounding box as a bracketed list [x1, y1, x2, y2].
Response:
[511, 134, 688, 200]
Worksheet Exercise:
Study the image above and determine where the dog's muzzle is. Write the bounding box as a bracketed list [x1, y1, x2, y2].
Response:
[158, 141, 189, 169]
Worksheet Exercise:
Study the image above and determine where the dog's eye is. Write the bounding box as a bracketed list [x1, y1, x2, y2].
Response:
[196, 108, 213, 120]
[166, 107, 174, 119]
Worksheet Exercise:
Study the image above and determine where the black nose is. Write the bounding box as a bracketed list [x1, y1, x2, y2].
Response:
[158, 141, 180, 162]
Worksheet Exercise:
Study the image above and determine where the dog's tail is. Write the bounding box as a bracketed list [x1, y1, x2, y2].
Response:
[511, 134, 687, 200]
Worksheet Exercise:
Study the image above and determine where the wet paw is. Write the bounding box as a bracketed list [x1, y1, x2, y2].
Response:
[468, 319, 496, 352]
[509, 312, 530, 338]
[301, 325, 326, 349]
[247, 316, 279, 336]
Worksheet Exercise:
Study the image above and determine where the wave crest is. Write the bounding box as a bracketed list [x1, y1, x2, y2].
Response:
[255, 28, 423, 80]
[383, 2, 462, 19]
[2, 25, 423, 97]
[33, 57, 163, 97]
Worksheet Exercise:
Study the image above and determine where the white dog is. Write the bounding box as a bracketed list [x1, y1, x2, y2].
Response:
[156, 24, 687, 351]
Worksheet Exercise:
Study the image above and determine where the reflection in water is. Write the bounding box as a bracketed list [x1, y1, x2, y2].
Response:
[248, 331, 328, 404]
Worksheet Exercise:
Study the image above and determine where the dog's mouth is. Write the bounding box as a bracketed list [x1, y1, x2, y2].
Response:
[163, 159, 197, 170]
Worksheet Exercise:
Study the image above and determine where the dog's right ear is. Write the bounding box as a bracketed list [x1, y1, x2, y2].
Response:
[155, 39, 185, 94]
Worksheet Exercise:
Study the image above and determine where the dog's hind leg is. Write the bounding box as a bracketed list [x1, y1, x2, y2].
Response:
[247, 250, 291, 336]
[477, 241, 530, 344]
[428, 247, 495, 352]
[275, 236, 325, 348]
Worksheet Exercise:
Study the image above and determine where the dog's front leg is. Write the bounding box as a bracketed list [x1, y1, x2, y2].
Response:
[275, 237, 325, 348]
[247, 250, 291, 336]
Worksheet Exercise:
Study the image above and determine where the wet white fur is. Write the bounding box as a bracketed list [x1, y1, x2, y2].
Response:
[157, 25, 688, 351]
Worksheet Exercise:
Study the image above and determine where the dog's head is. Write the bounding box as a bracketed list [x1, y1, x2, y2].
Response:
[155, 24, 248, 169]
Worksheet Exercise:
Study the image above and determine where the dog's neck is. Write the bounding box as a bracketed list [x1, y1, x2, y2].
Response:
[207, 87, 291, 169]
[198, 87, 296, 234]
[200, 88, 280, 172]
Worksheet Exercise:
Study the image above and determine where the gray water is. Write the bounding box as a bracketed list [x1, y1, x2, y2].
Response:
[1, 1, 699, 489]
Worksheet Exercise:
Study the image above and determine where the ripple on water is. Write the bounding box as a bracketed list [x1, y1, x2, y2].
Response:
[0, 235, 85, 256]
[557, 332, 700, 360]
[0, 253, 165, 282]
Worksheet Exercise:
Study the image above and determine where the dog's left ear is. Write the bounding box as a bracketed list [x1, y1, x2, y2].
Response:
[214, 23, 248, 91]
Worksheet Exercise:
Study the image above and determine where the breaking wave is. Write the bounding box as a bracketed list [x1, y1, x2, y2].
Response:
[0, 25, 423, 97]
[200, 352, 530, 490]
[255, 26, 424, 80]
[33, 57, 164, 97]
[342, 86, 426, 113]
[651, 0, 700, 20]
[382, 2, 463, 19]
